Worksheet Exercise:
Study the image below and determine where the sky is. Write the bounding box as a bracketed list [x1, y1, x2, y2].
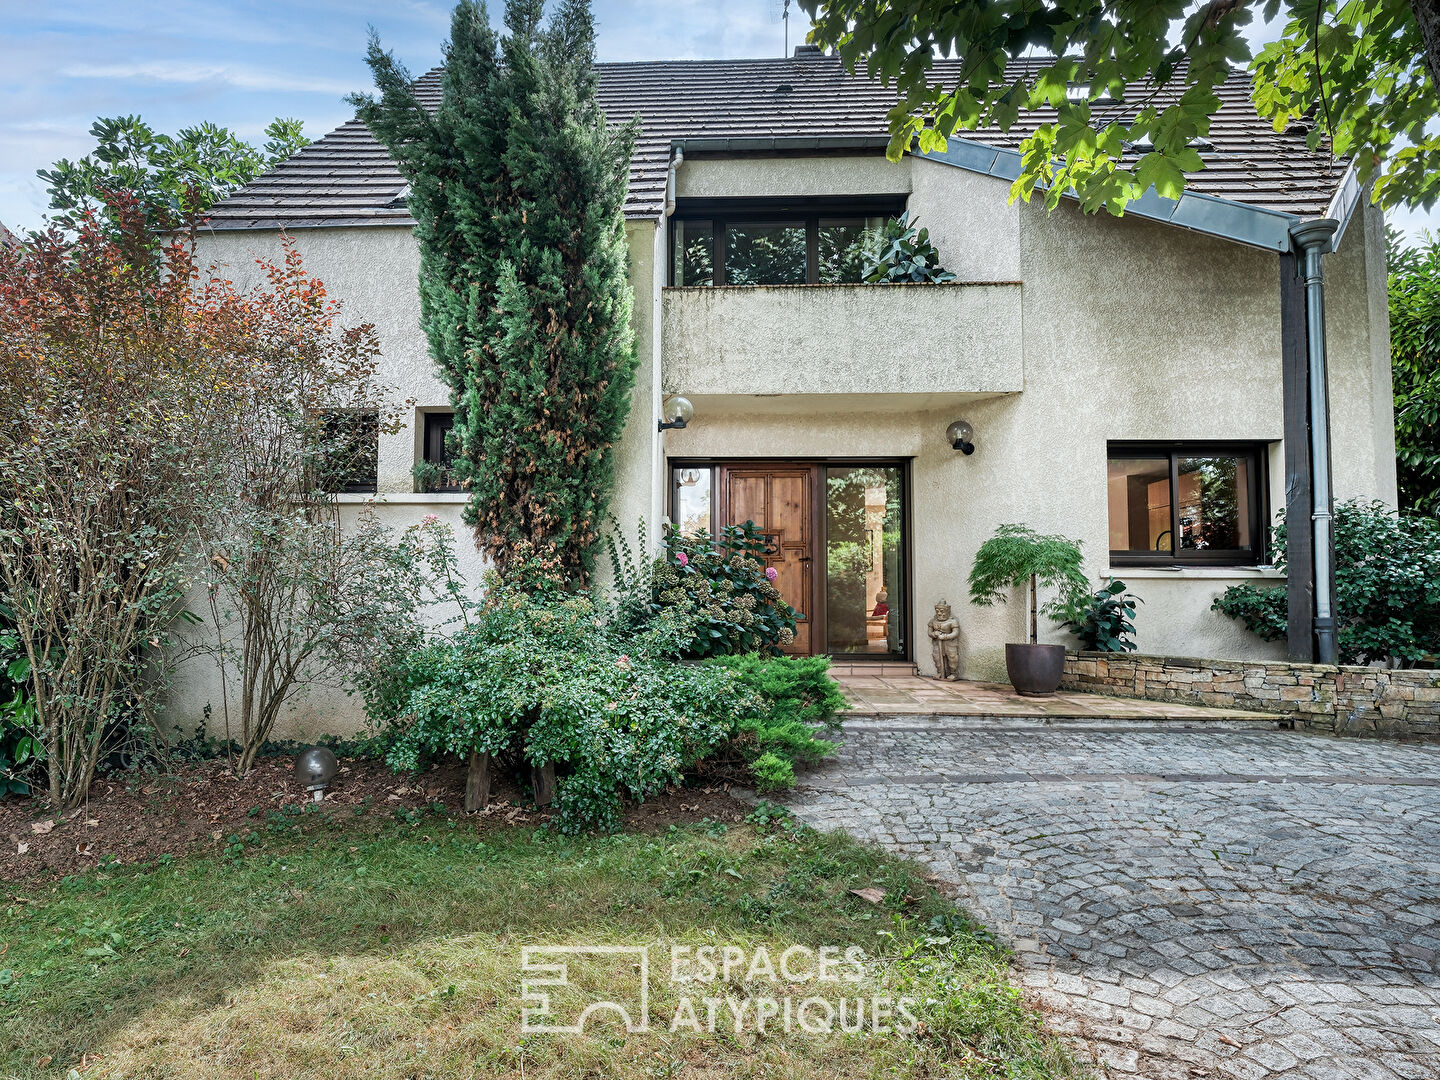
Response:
[0, 0, 1434, 239]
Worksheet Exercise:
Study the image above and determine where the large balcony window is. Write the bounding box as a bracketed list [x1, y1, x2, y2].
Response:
[669, 197, 903, 286]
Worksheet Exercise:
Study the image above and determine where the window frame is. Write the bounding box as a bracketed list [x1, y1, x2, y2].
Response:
[667, 196, 906, 287]
[314, 408, 379, 495]
[420, 410, 463, 493]
[1107, 441, 1270, 568]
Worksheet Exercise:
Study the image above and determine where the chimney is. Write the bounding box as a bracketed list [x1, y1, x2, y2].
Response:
[793, 44, 822, 58]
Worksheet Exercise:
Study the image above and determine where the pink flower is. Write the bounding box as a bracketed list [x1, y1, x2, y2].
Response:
[421, 513, 439, 526]
[765, 566, 779, 582]
[676, 552, 689, 567]
[616, 654, 631, 670]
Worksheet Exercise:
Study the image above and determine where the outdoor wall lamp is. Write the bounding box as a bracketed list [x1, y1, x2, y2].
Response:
[946, 419, 975, 455]
[658, 395, 694, 432]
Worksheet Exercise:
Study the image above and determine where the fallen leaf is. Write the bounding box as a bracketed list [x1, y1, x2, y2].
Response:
[850, 887, 887, 904]
[85, 819, 99, 828]
[15, 843, 27, 855]
[1217, 1034, 1240, 1048]
[34, 1056, 51, 1068]
[30, 820, 54, 836]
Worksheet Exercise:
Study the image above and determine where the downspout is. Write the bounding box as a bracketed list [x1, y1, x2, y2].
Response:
[664, 146, 685, 217]
[1289, 218, 1340, 665]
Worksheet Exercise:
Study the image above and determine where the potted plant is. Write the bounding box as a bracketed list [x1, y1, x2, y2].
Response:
[968, 524, 1090, 696]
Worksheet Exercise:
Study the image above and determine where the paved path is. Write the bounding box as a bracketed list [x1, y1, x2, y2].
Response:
[834, 674, 1282, 722]
[781, 716, 1440, 1079]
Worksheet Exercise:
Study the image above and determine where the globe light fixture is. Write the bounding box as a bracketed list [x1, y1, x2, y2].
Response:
[658, 395, 695, 432]
[946, 420, 976, 455]
[294, 746, 339, 802]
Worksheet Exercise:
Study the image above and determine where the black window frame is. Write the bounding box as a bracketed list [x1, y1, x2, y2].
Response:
[667, 196, 907, 287]
[420, 410, 463, 493]
[1107, 441, 1269, 567]
[314, 408, 379, 495]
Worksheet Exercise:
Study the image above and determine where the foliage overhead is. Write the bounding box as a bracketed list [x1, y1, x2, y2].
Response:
[1212, 501, 1440, 666]
[352, 0, 639, 585]
[801, 1, 1440, 215]
[1388, 227, 1440, 516]
[37, 114, 307, 236]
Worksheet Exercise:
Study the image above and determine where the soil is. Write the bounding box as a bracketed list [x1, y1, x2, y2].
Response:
[0, 754, 748, 883]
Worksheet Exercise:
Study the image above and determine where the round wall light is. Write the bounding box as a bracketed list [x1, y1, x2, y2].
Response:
[658, 395, 695, 432]
[946, 420, 976, 455]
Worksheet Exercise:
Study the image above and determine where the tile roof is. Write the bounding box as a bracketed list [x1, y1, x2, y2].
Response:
[204, 54, 1346, 231]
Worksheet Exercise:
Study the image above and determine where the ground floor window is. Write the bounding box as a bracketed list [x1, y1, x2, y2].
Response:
[668, 460, 909, 659]
[315, 409, 378, 494]
[417, 411, 462, 492]
[1107, 442, 1267, 566]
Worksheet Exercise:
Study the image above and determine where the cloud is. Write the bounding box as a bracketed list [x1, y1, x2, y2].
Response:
[58, 61, 360, 97]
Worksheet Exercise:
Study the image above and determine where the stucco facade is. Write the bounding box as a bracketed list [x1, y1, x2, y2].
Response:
[186, 146, 1393, 736]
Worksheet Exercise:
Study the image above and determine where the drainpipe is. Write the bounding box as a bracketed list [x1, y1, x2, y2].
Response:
[1289, 218, 1339, 665]
[664, 145, 685, 217]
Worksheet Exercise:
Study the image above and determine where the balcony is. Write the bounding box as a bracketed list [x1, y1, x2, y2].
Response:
[660, 281, 1023, 403]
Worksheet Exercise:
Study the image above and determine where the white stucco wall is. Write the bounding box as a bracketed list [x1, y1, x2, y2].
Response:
[176, 150, 1396, 726]
[660, 155, 1395, 681]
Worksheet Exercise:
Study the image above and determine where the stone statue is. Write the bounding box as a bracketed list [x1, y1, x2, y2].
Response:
[928, 600, 961, 681]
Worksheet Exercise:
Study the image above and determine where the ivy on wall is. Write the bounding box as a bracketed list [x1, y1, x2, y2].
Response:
[353, 0, 638, 585]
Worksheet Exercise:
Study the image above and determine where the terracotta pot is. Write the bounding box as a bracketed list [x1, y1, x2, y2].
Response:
[1005, 643, 1066, 696]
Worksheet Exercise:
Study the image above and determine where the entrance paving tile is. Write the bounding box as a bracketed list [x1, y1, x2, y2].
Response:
[774, 718, 1440, 1079]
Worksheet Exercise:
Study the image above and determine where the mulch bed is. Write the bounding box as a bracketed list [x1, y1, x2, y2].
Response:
[0, 754, 747, 883]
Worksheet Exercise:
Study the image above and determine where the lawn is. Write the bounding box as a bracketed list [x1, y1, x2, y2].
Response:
[0, 805, 1086, 1079]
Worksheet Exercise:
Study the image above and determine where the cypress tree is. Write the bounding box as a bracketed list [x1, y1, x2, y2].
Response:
[352, 0, 637, 585]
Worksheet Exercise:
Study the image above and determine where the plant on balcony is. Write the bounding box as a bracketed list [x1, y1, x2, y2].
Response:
[353, 0, 638, 587]
[969, 524, 1090, 695]
[863, 211, 956, 284]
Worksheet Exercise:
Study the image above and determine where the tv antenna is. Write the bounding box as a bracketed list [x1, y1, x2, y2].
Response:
[769, 0, 792, 57]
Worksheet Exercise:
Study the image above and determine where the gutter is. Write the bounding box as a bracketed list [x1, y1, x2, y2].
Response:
[664, 146, 685, 217]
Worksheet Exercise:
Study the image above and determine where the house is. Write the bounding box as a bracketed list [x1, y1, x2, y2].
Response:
[187, 50, 1393, 736]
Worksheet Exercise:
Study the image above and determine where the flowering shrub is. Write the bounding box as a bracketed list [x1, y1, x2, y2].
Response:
[649, 523, 799, 658]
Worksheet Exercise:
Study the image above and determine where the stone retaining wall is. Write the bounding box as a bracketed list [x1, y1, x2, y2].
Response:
[1062, 652, 1440, 737]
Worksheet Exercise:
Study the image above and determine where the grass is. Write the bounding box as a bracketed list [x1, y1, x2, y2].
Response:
[0, 805, 1087, 1079]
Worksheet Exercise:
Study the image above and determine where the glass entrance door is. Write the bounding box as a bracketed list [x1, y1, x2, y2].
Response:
[822, 466, 906, 658]
[669, 461, 908, 660]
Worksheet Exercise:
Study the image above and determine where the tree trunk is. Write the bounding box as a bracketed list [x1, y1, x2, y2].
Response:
[531, 762, 556, 807]
[1029, 573, 1039, 646]
[464, 752, 491, 812]
[1413, 0, 1440, 102]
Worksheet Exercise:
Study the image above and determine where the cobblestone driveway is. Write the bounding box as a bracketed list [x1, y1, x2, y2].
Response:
[780, 717, 1440, 1079]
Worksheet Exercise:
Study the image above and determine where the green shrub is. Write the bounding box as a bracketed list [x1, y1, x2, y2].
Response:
[707, 654, 843, 791]
[749, 751, 796, 794]
[1062, 580, 1141, 652]
[0, 601, 39, 797]
[369, 571, 757, 833]
[647, 523, 799, 658]
[1212, 501, 1440, 666]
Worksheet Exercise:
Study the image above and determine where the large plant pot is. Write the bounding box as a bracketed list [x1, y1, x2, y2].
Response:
[1005, 643, 1066, 697]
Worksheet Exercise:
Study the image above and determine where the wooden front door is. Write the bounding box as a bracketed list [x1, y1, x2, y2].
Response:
[718, 464, 817, 655]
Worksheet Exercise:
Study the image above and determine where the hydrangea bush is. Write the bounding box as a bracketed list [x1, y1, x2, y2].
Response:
[649, 523, 799, 658]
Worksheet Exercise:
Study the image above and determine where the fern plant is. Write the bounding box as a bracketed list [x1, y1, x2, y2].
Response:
[968, 524, 1090, 645]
